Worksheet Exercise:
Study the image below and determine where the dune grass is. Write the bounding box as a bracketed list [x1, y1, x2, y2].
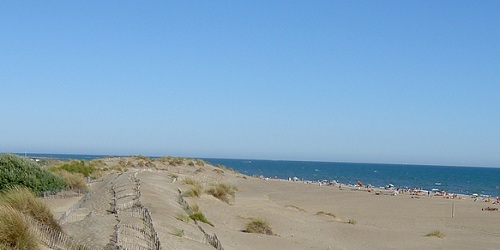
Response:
[172, 228, 184, 237]
[183, 185, 202, 198]
[189, 212, 214, 227]
[183, 177, 201, 186]
[53, 170, 88, 192]
[0, 205, 39, 250]
[0, 186, 60, 231]
[175, 212, 190, 222]
[243, 217, 274, 235]
[206, 183, 237, 203]
[426, 230, 445, 238]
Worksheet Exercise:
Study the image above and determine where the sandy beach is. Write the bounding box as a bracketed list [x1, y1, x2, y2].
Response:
[45, 158, 500, 250]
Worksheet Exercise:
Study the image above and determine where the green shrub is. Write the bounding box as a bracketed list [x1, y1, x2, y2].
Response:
[50, 160, 98, 177]
[189, 212, 214, 227]
[0, 186, 60, 231]
[0, 154, 66, 194]
[0, 205, 39, 250]
[206, 183, 237, 203]
[243, 218, 273, 235]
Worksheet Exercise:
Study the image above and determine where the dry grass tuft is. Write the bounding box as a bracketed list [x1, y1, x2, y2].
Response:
[189, 212, 214, 227]
[285, 205, 306, 212]
[347, 219, 357, 225]
[0, 205, 39, 250]
[0, 186, 60, 231]
[183, 177, 201, 186]
[53, 170, 89, 192]
[243, 217, 274, 235]
[172, 228, 184, 237]
[206, 183, 237, 203]
[316, 211, 336, 218]
[175, 212, 190, 222]
[183, 185, 202, 198]
[426, 230, 445, 238]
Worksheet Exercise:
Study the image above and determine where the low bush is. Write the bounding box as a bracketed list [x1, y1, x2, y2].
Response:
[243, 217, 273, 235]
[0, 154, 66, 194]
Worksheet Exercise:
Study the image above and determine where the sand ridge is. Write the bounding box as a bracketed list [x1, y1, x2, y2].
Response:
[46, 158, 500, 250]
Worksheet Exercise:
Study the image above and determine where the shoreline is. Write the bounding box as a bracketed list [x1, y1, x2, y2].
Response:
[43, 157, 500, 250]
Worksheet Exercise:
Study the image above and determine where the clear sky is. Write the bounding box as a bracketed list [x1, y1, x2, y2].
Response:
[1, 1, 499, 167]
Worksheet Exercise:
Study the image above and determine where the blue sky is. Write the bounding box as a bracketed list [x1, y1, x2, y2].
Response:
[1, 1, 499, 167]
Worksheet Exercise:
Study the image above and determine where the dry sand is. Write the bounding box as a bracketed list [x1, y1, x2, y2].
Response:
[45, 158, 500, 250]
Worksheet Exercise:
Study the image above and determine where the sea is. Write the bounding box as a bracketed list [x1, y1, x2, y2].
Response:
[16, 153, 500, 197]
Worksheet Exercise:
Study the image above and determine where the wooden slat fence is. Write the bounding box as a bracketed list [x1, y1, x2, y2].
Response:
[177, 191, 224, 250]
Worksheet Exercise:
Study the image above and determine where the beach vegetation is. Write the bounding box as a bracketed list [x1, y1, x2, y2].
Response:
[316, 211, 336, 218]
[52, 170, 88, 192]
[184, 185, 202, 198]
[0, 186, 60, 231]
[183, 177, 201, 187]
[167, 157, 185, 166]
[426, 230, 445, 238]
[243, 217, 274, 235]
[347, 219, 357, 225]
[135, 155, 150, 161]
[138, 161, 145, 167]
[195, 167, 205, 173]
[0, 205, 39, 250]
[0, 154, 67, 194]
[190, 203, 200, 213]
[189, 212, 214, 227]
[206, 183, 237, 203]
[215, 164, 227, 170]
[195, 159, 205, 166]
[285, 205, 306, 212]
[213, 168, 224, 175]
[50, 160, 101, 178]
[175, 212, 190, 222]
[172, 228, 184, 237]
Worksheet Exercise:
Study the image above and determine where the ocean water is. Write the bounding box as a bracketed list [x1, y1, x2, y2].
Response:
[16, 153, 500, 197]
[203, 158, 500, 197]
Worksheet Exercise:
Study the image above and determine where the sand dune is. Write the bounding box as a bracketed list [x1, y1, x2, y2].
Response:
[46, 158, 500, 250]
